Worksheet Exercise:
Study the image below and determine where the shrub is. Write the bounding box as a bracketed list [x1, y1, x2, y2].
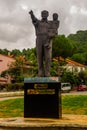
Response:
[6, 83, 24, 91]
[0, 84, 8, 91]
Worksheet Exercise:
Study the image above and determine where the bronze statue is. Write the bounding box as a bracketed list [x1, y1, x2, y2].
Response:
[29, 10, 59, 77]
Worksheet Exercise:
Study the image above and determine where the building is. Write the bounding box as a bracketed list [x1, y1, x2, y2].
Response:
[64, 59, 86, 73]
[53, 56, 87, 73]
[0, 54, 15, 83]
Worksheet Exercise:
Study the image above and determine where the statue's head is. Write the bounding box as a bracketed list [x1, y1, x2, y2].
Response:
[53, 13, 58, 21]
[41, 10, 49, 20]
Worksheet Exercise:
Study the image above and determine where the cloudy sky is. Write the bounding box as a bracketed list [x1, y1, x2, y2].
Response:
[0, 0, 87, 50]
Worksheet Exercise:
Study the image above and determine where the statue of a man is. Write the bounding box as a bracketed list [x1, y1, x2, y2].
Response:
[29, 10, 59, 77]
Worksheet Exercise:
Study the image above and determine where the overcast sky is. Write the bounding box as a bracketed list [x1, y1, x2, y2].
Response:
[0, 0, 87, 50]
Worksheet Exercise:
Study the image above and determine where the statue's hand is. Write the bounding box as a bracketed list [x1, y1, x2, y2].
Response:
[29, 10, 33, 15]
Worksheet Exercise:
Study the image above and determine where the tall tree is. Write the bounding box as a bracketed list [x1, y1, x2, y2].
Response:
[68, 30, 87, 54]
[11, 49, 21, 57]
[52, 35, 75, 58]
[52, 35, 76, 79]
[8, 56, 26, 81]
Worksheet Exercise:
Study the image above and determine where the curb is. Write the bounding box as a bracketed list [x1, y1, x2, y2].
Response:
[0, 91, 24, 98]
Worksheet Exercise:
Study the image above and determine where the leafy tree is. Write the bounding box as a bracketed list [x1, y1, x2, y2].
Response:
[8, 56, 26, 82]
[52, 35, 76, 78]
[0, 70, 8, 77]
[83, 52, 87, 65]
[68, 30, 87, 43]
[78, 70, 87, 84]
[50, 61, 58, 76]
[71, 53, 86, 64]
[68, 30, 87, 53]
[61, 69, 79, 85]
[11, 49, 22, 57]
[68, 30, 87, 65]
[52, 35, 75, 58]
[22, 48, 30, 59]
[0, 48, 9, 55]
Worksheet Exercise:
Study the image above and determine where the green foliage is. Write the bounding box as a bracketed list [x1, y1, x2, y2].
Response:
[11, 49, 21, 57]
[8, 67, 21, 81]
[50, 61, 58, 76]
[0, 83, 24, 91]
[68, 30, 87, 43]
[16, 76, 24, 82]
[78, 70, 87, 84]
[71, 53, 86, 64]
[22, 48, 36, 62]
[29, 53, 37, 65]
[7, 83, 24, 91]
[68, 30, 87, 64]
[0, 70, 8, 77]
[83, 52, 87, 65]
[61, 69, 79, 85]
[8, 56, 27, 82]
[0, 48, 9, 55]
[0, 84, 8, 91]
[32, 66, 38, 77]
[52, 35, 75, 58]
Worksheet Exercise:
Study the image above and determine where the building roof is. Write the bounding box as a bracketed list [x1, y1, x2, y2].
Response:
[0, 54, 14, 60]
[53, 56, 86, 67]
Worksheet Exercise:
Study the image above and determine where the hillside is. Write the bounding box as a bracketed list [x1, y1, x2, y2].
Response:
[68, 30, 87, 65]
[68, 30, 87, 53]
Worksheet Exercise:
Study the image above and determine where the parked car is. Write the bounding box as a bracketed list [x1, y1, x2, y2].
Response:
[77, 84, 87, 91]
[61, 82, 71, 92]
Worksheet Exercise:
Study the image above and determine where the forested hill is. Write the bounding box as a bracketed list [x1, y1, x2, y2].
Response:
[68, 30, 87, 53]
[68, 30, 87, 43]
[68, 30, 87, 65]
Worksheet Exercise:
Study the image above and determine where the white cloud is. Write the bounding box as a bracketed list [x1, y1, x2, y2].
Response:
[20, 4, 28, 11]
[70, 5, 79, 14]
[0, 0, 87, 50]
[80, 8, 87, 15]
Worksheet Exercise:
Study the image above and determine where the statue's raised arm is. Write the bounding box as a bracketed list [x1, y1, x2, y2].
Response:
[29, 10, 38, 26]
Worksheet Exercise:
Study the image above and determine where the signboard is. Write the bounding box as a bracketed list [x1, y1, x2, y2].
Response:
[27, 84, 55, 95]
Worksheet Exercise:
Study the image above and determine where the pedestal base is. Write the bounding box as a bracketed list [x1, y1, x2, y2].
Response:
[0, 115, 87, 130]
[24, 77, 61, 118]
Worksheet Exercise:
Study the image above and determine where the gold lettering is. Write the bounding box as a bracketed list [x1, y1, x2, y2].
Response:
[27, 89, 55, 95]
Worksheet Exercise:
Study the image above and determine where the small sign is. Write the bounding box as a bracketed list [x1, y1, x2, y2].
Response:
[27, 89, 55, 95]
[27, 84, 55, 95]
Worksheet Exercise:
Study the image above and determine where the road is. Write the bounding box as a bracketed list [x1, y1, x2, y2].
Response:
[62, 91, 87, 95]
[0, 96, 23, 101]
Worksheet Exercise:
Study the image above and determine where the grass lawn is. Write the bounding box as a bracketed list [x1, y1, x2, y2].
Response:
[0, 98, 24, 117]
[62, 95, 87, 115]
[0, 95, 87, 117]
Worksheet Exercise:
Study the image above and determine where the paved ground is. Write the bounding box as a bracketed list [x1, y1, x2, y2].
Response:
[0, 114, 87, 129]
[62, 91, 87, 95]
[0, 96, 23, 101]
[0, 91, 24, 101]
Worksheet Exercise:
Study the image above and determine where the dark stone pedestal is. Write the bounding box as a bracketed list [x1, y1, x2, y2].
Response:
[24, 77, 61, 118]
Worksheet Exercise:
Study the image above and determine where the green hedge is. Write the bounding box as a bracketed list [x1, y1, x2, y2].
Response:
[7, 83, 24, 91]
[0, 83, 24, 91]
[0, 84, 7, 90]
